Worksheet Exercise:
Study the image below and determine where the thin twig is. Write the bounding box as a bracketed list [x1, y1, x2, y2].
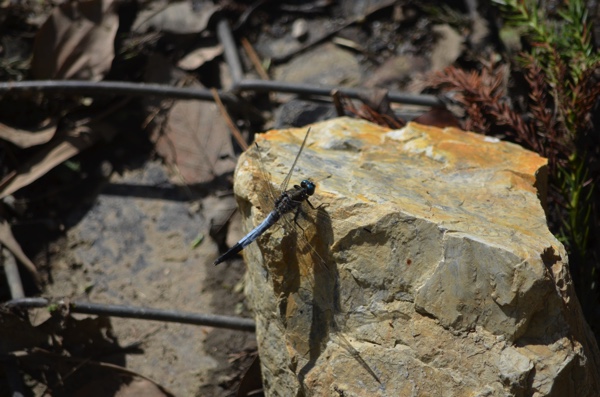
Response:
[211, 88, 249, 151]
[241, 37, 270, 80]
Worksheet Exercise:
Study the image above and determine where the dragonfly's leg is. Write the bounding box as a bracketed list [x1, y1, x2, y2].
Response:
[293, 207, 307, 233]
[306, 198, 329, 210]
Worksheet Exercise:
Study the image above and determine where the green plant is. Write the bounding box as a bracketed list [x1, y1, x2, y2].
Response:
[494, 0, 600, 283]
[431, 0, 600, 334]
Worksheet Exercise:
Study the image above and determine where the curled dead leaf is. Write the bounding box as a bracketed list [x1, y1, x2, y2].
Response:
[0, 122, 57, 148]
[0, 217, 40, 285]
[149, 81, 235, 184]
[0, 122, 117, 199]
[133, 1, 220, 34]
[177, 45, 223, 71]
[31, 0, 119, 80]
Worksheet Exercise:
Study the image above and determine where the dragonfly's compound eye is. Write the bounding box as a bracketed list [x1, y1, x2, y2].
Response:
[301, 180, 316, 195]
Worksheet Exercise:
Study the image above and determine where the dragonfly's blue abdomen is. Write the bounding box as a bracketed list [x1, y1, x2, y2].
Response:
[213, 210, 280, 265]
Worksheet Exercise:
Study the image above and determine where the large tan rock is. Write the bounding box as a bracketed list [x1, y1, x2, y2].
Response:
[235, 117, 600, 396]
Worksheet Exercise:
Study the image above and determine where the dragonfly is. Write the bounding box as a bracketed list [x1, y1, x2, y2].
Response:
[213, 127, 318, 266]
[213, 127, 381, 386]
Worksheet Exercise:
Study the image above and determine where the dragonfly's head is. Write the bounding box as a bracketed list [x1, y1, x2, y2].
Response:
[301, 180, 316, 196]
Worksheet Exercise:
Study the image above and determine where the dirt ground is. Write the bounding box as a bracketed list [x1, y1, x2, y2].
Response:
[34, 155, 254, 396]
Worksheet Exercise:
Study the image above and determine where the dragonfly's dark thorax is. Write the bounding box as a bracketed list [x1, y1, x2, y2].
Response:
[274, 184, 311, 217]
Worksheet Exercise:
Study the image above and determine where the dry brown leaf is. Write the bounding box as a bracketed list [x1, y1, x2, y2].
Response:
[31, 0, 119, 80]
[0, 122, 57, 148]
[0, 123, 117, 199]
[151, 83, 236, 184]
[132, 1, 220, 34]
[177, 44, 223, 71]
[0, 217, 40, 285]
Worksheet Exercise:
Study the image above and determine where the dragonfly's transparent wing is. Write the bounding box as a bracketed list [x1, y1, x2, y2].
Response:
[249, 133, 381, 385]
[279, 127, 311, 192]
[250, 134, 334, 275]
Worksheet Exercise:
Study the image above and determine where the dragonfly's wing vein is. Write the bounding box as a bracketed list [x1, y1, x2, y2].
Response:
[330, 320, 382, 384]
[280, 127, 311, 192]
[252, 129, 381, 385]
[252, 143, 281, 211]
[252, 133, 330, 272]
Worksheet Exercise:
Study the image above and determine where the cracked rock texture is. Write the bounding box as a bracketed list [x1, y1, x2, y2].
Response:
[235, 117, 600, 396]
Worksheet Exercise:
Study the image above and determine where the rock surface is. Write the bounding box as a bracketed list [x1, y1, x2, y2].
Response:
[235, 117, 600, 396]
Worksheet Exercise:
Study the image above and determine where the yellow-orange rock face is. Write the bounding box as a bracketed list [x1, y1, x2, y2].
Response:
[234, 117, 599, 396]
